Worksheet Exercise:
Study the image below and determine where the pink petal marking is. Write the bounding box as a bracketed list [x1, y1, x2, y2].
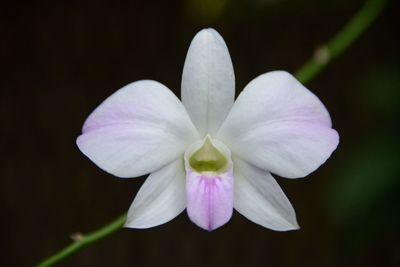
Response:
[217, 71, 339, 178]
[185, 167, 233, 231]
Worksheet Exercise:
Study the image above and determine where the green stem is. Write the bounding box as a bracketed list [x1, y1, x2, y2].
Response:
[36, 0, 388, 266]
[37, 213, 126, 267]
[295, 0, 388, 84]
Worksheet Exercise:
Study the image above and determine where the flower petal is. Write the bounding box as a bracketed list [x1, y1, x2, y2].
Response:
[125, 159, 186, 228]
[184, 138, 234, 231]
[181, 28, 235, 137]
[77, 80, 199, 178]
[217, 71, 339, 178]
[233, 158, 299, 231]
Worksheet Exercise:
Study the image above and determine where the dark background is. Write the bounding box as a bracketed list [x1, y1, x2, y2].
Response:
[1, 0, 400, 266]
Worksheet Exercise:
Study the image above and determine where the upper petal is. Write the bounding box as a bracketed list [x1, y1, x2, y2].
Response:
[125, 158, 186, 229]
[217, 71, 339, 178]
[77, 80, 199, 178]
[181, 28, 235, 137]
[233, 158, 299, 231]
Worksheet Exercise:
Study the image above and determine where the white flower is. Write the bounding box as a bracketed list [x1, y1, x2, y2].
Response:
[77, 28, 339, 231]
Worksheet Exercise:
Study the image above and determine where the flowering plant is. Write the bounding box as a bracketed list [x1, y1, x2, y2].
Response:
[77, 28, 339, 231]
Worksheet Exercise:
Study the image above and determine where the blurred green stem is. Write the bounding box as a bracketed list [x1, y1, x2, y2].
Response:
[36, 0, 388, 266]
[296, 0, 388, 84]
[37, 214, 126, 267]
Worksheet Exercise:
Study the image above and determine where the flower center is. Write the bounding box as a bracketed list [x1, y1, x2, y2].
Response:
[189, 136, 228, 173]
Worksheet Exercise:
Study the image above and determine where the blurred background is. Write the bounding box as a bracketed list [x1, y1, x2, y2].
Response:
[1, 0, 399, 266]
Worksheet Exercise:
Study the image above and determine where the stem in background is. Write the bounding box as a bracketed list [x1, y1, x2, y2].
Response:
[36, 0, 388, 266]
[295, 0, 388, 84]
[37, 214, 126, 267]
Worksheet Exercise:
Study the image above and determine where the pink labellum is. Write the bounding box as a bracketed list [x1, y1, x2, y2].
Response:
[185, 169, 233, 231]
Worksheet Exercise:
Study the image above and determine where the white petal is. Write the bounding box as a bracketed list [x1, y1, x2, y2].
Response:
[181, 28, 235, 136]
[217, 71, 339, 178]
[125, 158, 186, 228]
[77, 80, 199, 178]
[233, 158, 299, 231]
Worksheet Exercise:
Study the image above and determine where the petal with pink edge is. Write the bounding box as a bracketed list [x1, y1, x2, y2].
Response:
[217, 71, 339, 178]
[77, 80, 199, 178]
[184, 137, 234, 231]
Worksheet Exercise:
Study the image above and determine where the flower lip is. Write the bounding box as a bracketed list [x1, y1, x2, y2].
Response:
[184, 135, 234, 230]
[186, 135, 230, 175]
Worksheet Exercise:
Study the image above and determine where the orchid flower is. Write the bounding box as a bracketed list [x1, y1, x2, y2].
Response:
[77, 28, 339, 231]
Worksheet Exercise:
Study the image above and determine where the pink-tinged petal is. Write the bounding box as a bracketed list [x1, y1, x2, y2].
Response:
[125, 159, 185, 229]
[181, 28, 235, 137]
[184, 137, 234, 231]
[217, 71, 339, 178]
[77, 80, 199, 178]
[233, 158, 299, 231]
[186, 170, 234, 231]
